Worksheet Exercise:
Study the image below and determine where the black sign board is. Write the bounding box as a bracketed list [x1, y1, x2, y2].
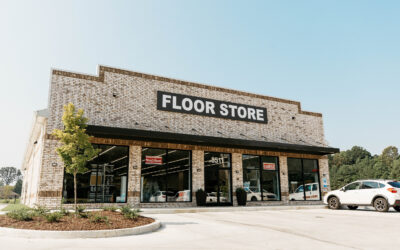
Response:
[157, 91, 268, 124]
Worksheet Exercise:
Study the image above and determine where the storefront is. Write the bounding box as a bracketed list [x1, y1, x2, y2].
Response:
[21, 65, 339, 208]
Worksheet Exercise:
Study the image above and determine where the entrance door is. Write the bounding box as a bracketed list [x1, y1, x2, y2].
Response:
[204, 152, 232, 205]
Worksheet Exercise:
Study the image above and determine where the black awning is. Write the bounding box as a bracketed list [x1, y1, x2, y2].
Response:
[86, 125, 339, 155]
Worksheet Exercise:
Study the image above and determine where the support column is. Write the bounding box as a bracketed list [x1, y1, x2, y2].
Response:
[127, 145, 141, 206]
[279, 156, 289, 203]
[232, 153, 243, 206]
[318, 156, 330, 196]
[191, 150, 204, 205]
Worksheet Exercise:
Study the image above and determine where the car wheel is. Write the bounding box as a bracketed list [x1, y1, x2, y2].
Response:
[251, 196, 257, 201]
[347, 205, 358, 210]
[394, 206, 400, 212]
[328, 196, 340, 209]
[374, 197, 389, 212]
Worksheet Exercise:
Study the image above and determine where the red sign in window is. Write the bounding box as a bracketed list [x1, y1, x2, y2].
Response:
[145, 156, 163, 165]
[263, 163, 275, 170]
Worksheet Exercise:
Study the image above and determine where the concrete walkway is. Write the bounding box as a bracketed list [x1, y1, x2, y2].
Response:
[1, 208, 399, 249]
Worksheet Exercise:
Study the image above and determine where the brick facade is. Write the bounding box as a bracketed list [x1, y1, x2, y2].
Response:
[21, 66, 336, 208]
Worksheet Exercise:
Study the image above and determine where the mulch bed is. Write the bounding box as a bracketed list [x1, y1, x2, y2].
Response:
[0, 211, 154, 231]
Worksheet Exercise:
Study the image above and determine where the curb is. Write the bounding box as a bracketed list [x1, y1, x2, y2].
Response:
[141, 205, 328, 214]
[0, 220, 161, 239]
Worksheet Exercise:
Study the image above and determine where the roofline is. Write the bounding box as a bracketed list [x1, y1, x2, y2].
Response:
[51, 65, 322, 118]
[86, 125, 339, 155]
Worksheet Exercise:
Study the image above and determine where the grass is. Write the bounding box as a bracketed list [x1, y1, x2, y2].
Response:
[1, 203, 28, 211]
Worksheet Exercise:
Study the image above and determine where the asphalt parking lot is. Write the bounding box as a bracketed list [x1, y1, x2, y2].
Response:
[0, 207, 399, 250]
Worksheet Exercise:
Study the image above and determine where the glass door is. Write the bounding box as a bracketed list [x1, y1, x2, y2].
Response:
[204, 152, 232, 206]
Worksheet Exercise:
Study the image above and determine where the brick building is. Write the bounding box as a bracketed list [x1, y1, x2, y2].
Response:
[21, 65, 339, 208]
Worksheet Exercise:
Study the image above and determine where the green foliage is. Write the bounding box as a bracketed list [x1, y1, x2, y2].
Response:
[330, 146, 400, 189]
[123, 209, 141, 220]
[1, 203, 27, 211]
[7, 208, 35, 221]
[121, 204, 132, 214]
[77, 205, 86, 213]
[78, 212, 89, 218]
[0, 167, 22, 186]
[34, 204, 50, 216]
[43, 212, 64, 223]
[102, 206, 118, 212]
[90, 213, 109, 224]
[52, 103, 100, 211]
[13, 179, 22, 195]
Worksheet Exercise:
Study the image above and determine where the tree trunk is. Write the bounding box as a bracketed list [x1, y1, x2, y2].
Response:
[73, 172, 77, 214]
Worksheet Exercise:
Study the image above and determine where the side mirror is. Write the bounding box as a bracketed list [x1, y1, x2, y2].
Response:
[340, 187, 346, 192]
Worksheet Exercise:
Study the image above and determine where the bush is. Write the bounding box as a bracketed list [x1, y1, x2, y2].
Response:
[43, 212, 64, 223]
[78, 212, 89, 218]
[195, 189, 207, 206]
[77, 205, 86, 213]
[7, 208, 35, 221]
[60, 207, 70, 216]
[123, 209, 141, 220]
[90, 213, 109, 224]
[236, 187, 247, 206]
[33, 205, 49, 216]
[121, 204, 132, 214]
[102, 206, 118, 212]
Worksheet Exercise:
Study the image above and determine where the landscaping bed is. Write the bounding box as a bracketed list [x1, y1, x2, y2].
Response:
[0, 206, 154, 231]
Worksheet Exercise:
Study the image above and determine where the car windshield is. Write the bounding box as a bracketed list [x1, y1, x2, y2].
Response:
[388, 181, 400, 188]
[296, 186, 304, 193]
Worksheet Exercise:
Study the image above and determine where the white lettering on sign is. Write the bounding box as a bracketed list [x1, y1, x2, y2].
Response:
[157, 91, 268, 124]
[210, 157, 224, 164]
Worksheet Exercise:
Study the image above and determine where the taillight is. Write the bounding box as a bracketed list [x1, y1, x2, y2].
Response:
[162, 195, 166, 198]
[387, 188, 397, 193]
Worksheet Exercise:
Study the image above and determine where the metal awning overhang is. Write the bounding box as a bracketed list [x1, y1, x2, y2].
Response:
[87, 125, 340, 155]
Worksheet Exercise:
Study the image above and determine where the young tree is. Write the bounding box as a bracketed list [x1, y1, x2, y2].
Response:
[0, 167, 21, 185]
[13, 179, 23, 195]
[52, 103, 100, 212]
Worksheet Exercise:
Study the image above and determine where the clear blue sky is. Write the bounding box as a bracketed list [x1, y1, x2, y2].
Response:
[1, 1, 399, 168]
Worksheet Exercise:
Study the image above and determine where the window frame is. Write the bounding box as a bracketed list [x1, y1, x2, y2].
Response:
[242, 154, 281, 202]
[140, 147, 192, 203]
[288, 158, 321, 201]
[62, 143, 130, 204]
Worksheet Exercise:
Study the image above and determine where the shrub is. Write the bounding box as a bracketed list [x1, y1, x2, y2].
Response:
[123, 209, 141, 220]
[196, 189, 207, 206]
[78, 212, 89, 218]
[102, 206, 118, 212]
[60, 206, 70, 216]
[43, 212, 64, 223]
[7, 208, 35, 221]
[89, 213, 109, 224]
[33, 205, 49, 216]
[77, 205, 86, 213]
[121, 204, 132, 214]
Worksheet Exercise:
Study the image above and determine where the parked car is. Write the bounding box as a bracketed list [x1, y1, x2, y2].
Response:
[324, 180, 400, 212]
[149, 191, 175, 202]
[246, 189, 277, 201]
[289, 183, 320, 201]
[206, 192, 228, 203]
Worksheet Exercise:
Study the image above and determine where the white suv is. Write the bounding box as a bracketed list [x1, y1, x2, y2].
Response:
[324, 180, 400, 212]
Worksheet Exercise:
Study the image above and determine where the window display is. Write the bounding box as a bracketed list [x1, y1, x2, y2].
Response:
[141, 148, 191, 203]
[63, 144, 129, 203]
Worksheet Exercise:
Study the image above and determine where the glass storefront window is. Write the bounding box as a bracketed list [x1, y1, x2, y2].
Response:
[141, 148, 191, 203]
[63, 144, 129, 203]
[243, 155, 280, 201]
[288, 158, 321, 201]
[204, 152, 232, 204]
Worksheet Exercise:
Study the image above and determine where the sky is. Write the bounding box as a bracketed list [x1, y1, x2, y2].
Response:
[0, 0, 399, 169]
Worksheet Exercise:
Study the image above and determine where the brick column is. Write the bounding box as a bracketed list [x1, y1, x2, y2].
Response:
[232, 153, 243, 206]
[318, 156, 330, 195]
[192, 150, 204, 204]
[279, 156, 289, 203]
[127, 145, 141, 206]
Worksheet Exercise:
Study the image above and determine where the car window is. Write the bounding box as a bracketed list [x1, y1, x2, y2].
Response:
[379, 183, 386, 188]
[388, 181, 400, 188]
[344, 182, 361, 191]
[362, 181, 380, 189]
[296, 186, 304, 193]
[312, 184, 318, 191]
[306, 185, 313, 191]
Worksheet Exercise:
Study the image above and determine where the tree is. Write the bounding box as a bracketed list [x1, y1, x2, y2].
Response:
[0, 167, 21, 185]
[52, 103, 100, 212]
[381, 146, 399, 164]
[13, 179, 23, 195]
